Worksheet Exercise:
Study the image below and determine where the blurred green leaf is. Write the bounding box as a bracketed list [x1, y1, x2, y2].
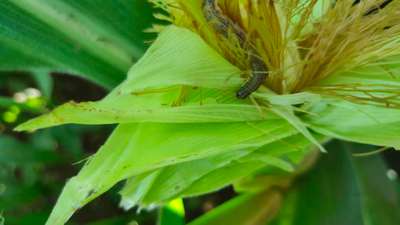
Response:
[0, 135, 58, 164]
[48, 125, 87, 158]
[187, 190, 282, 225]
[158, 199, 185, 225]
[0, 96, 44, 114]
[269, 141, 400, 225]
[347, 143, 400, 225]
[0, 134, 59, 213]
[0, 96, 15, 108]
[0, 0, 156, 89]
[85, 216, 135, 225]
[30, 70, 53, 98]
[3, 211, 48, 225]
[0, 183, 42, 211]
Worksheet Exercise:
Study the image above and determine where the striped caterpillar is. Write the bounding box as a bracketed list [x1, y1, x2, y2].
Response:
[202, 0, 268, 99]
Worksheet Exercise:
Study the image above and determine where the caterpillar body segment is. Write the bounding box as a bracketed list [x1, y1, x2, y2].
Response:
[202, 0, 269, 99]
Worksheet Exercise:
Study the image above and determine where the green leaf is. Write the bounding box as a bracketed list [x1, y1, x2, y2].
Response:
[119, 134, 312, 209]
[119, 26, 242, 93]
[15, 95, 269, 131]
[316, 56, 400, 87]
[310, 55, 400, 107]
[348, 143, 400, 225]
[12, 25, 332, 225]
[15, 26, 253, 131]
[3, 211, 48, 225]
[85, 216, 135, 225]
[305, 56, 400, 149]
[44, 118, 297, 225]
[30, 70, 53, 98]
[269, 104, 326, 152]
[269, 141, 400, 225]
[187, 190, 283, 225]
[253, 92, 321, 106]
[0, 135, 58, 164]
[253, 91, 325, 152]
[0, 96, 44, 114]
[177, 134, 315, 198]
[158, 199, 185, 225]
[305, 98, 400, 149]
[0, 0, 156, 88]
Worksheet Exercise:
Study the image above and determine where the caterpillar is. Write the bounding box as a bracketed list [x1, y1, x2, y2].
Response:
[202, 0, 268, 99]
[358, 0, 393, 16]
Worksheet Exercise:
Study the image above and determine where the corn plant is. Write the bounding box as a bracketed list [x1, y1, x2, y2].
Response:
[1, 0, 400, 224]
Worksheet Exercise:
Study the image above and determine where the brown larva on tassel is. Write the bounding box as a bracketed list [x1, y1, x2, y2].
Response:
[202, 0, 268, 99]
